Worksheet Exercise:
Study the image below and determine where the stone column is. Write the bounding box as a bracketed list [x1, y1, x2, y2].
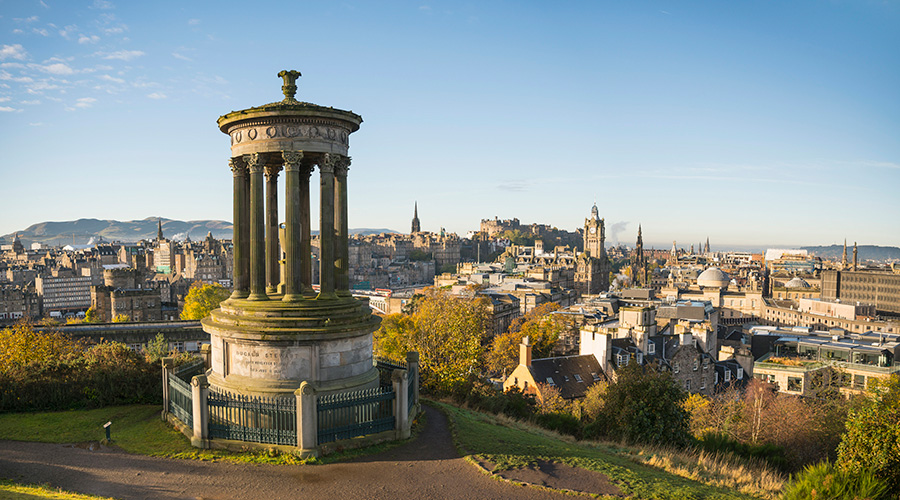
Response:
[161, 357, 174, 421]
[246, 153, 268, 301]
[295, 381, 318, 458]
[229, 157, 249, 299]
[406, 351, 419, 414]
[317, 154, 337, 299]
[191, 374, 210, 449]
[282, 151, 303, 302]
[300, 162, 313, 295]
[265, 162, 282, 294]
[392, 369, 410, 439]
[334, 156, 351, 297]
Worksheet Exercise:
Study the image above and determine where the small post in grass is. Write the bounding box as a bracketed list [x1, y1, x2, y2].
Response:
[103, 421, 112, 442]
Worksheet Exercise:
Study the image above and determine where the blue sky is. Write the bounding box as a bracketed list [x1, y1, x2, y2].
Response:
[1, 0, 898, 249]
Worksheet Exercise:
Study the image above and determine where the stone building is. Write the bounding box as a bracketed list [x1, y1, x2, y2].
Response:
[90, 267, 161, 322]
[821, 269, 900, 315]
[0, 285, 41, 322]
[35, 275, 93, 315]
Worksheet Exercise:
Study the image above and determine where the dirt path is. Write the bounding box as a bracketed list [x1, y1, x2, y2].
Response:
[0, 406, 575, 500]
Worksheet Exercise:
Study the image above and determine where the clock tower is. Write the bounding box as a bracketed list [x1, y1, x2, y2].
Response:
[576, 203, 610, 297]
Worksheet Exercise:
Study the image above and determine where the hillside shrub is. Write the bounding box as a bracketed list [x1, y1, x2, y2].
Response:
[781, 461, 889, 500]
[697, 432, 789, 472]
[0, 323, 163, 412]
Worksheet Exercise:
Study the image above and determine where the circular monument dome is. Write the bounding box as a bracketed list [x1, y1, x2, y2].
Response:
[697, 267, 730, 289]
[785, 277, 811, 289]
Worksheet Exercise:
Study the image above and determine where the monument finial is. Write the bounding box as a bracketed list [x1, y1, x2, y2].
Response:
[278, 70, 302, 103]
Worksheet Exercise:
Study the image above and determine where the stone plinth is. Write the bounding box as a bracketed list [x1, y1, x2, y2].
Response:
[203, 296, 380, 396]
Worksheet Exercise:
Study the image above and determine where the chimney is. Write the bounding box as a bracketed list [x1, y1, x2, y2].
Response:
[519, 336, 532, 367]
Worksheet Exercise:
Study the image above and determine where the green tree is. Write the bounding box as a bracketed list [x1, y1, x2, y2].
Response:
[144, 332, 169, 363]
[112, 313, 130, 323]
[836, 374, 900, 491]
[598, 362, 691, 447]
[181, 282, 230, 320]
[373, 314, 415, 359]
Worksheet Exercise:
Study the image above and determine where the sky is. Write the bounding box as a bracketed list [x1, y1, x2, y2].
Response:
[0, 0, 898, 250]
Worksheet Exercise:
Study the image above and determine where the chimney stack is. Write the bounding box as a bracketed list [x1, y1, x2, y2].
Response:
[519, 336, 532, 367]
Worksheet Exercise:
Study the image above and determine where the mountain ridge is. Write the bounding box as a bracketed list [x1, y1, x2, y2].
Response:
[1, 218, 398, 246]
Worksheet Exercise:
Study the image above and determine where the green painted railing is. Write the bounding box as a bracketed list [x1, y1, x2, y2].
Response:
[167, 373, 193, 428]
[173, 359, 205, 381]
[208, 389, 296, 446]
[317, 386, 395, 444]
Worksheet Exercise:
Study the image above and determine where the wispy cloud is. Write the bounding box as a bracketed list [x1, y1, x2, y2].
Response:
[71, 97, 97, 109]
[102, 50, 144, 61]
[172, 52, 192, 62]
[79, 35, 101, 44]
[92, 0, 114, 10]
[14, 16, 39, 24]
[497, 181, 527, 192]
[39, 63, 75, 75]
[99, 74, 124, 83]
[147, 92, 166, 99]
[0, 106, 22, 112]
[188, 19, 200, 25]
[0, 44, 28, 61]
[32, 28, 50, 37]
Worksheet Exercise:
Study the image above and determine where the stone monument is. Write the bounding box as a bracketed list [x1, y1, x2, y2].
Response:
[202, 70, 380, 397]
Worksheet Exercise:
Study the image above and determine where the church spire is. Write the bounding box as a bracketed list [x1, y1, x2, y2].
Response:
[157, 218, 163, 241]
[842, 239, 847, 269]
[411, 202, 421, 234]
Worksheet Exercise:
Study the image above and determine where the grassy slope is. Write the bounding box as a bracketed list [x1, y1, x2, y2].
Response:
[0, 480, 115, 500]
[437, 402, 764, 500]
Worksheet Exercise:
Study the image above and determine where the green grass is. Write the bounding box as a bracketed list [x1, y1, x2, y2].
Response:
[434, 401, 774, 500]
[0, 479, 115, 500]
[0, 404, 420, 466]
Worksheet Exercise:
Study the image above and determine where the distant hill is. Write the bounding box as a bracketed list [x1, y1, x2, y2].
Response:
[0, 218, 398, 246]
[801, 244, 900, 262]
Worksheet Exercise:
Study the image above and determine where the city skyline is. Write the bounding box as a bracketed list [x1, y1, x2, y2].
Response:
[1, 1, 898, 248]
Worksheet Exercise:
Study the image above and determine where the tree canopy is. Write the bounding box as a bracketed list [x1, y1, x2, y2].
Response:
[181, 282, 230, 320]
[373, 287, 490, 395]
[486, 302, 564, 375]
[837, 374, 900, 491]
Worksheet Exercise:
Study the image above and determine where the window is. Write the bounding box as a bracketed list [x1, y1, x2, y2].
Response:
[737, 367, 744, 380]
[673, 361, 680, 373]
[647, 342, 655, 354]
[693, 359, 699, 371]
[685, 379, 691, 391]
[574, 374, 583, 383]
[637, 353, 643, 364]
[591, 372, 601, 382]
[787, 377, 802, 392]
[700, 378, 706, 390]
[724, 370, 731, 382]
[546, 377, 555, 386]
[703, 358, 709, 370]
[617, 354, 629, 367]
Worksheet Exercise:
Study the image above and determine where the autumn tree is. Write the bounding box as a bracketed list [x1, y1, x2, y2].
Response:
[181, 282, 230, 320]
[0, 322, 83, 375]
[372, 287, 490, 395]
[486, 302, 564, 375]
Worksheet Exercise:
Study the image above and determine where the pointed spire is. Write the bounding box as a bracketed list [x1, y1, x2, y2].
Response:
[411, 201, 421, 234]
[842, 239, 848, 269]
[590, 203, 599, 221]
[853, 241, 858, 271]
[157, 218, 163, 241]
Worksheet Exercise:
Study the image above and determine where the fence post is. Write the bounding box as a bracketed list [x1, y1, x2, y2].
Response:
[392, 369, 410, 439]
[295, 381, 318, 458]
[161, 357, 174, 421]
[406, 350, 420, 413]
[200, 343, 211, 370]
[191, 374, 209, 449]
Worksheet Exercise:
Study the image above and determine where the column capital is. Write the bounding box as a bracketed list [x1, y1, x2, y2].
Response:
[264, 163, 282, 182]
[320, 153, 338, 175]
[335, 155, 351, 177]
[229, 157, 248, 177]
[245, 153, 264, 174]
[282, 151, 304, 171]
